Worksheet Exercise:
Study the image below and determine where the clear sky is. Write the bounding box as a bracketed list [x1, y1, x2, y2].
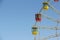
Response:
[0, 0, 60, 40]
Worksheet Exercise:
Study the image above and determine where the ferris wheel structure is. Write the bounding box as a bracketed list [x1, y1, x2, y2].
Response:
[31, 0, 60, 40]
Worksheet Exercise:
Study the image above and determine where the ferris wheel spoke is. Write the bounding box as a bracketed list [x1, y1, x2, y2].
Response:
[41, 14, 60, 23]
[48, 3, 60, 15]
[40, 26, 60, 30]
[41, 33, 60, 40]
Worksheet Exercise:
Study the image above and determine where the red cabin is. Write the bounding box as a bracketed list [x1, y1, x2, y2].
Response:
[35, 14, 41, 22]
[54, 0, 59, 2]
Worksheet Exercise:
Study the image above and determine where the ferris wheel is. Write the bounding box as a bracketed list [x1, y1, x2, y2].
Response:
[31, 0, 60, 40]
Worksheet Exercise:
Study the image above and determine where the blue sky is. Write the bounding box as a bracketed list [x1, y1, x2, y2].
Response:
[0, 0, 60, 40]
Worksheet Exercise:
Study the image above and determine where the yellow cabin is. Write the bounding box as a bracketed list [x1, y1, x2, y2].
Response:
[32, 31, 38, 35]
[43, 5, 49, 10]
[43, 2, 49, 10]
[32, 26, 38, 35]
